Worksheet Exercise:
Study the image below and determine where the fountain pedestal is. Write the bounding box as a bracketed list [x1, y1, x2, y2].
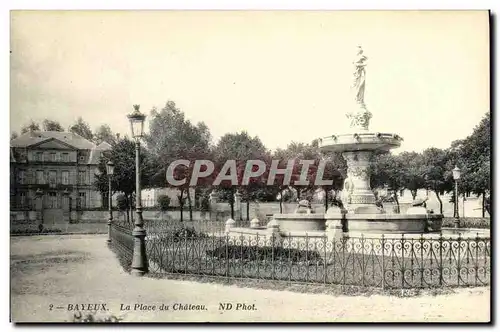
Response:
[342, 150, 381, 214]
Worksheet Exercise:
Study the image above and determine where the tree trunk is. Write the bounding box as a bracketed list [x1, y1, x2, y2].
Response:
[482, 191, 486, 218]
[324, 188, 329, 213]
[130, 194, 134, 224]
[279, 190, 283, 214]
[246, 200, 250, 221]
[179, 188, 184, 222]
[393, 190, 400, 214]
[125, 196, 130, 225]
[230, 188, 235, 220]
[126, 195, 130, 224]
[187, 189, 193, 221]
[434, 190, 443, 215]
[194, 188, 199, 209]
[411, 190, 417, 200]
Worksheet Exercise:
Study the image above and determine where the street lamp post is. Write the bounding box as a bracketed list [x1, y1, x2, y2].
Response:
[128, 104, 148, 276]
[452, 165, 461, 228]
[106, 161, 115, 244]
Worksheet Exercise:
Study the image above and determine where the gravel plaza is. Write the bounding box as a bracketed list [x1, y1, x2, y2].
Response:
[10, 234, 490, 323]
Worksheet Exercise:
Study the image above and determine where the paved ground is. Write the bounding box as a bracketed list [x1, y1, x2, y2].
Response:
[10, 235, 491, 323]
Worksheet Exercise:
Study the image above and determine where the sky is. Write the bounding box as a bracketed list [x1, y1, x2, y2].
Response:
[10, 10, 489, 153]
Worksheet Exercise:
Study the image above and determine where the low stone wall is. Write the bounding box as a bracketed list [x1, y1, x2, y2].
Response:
[10, 206, 492, 226]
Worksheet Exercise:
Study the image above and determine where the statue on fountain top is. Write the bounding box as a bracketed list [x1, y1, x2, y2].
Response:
[352, 46, 368, 107]
[347, 46, 372, 131]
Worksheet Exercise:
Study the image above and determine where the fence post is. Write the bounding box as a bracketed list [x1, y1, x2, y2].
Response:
[361, 234, 365, 287]
[307, 234, 312, 283]
[381, 235, 385, 290]
[342, 236, 346, 287]
[184, 229, 188, 274]
[474, 233, 479, 286]
[271, 234, 275, 280]
[420, 234, 424, 288]
[323, 236, 327, 285]
[457, 233, 462, 286]
[401, 234, 405, 289]
[239, 234, 244, 278]
[225, 233, 230, 279]
[288, 233, 292, 284]
[439, 233, 443, 287]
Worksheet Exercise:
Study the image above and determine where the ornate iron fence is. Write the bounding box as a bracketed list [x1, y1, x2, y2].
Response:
[109, 220, 490, 289]
[110, 224, 134, 265]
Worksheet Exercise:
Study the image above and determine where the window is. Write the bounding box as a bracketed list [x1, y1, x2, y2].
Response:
[18, 170, 26, 184]
[78, 171, 86, 184]
[48, 192, 57, 208]
[35, 152, 43, 162]
[49, 170, 57, 187]
[78, 192, 86, 208]
[36, 170, 44, 184]
[62, 171, 69, 185]
[19, 192, 26, 208]
[50, 152, 57, 162]
[62, 153, 69, 162]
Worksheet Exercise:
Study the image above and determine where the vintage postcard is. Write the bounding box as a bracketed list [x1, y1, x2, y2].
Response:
[9, 10, 491, 323]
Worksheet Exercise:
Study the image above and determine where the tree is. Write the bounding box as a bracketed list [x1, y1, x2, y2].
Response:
[157, 195, 171, 210]
[94, 138, 155, 225]
[399, 151, 425, 200]
[10, 132, 18, 140]
[371, 153, 406, 213]
[420, 148, 453, 215]
[94, 124, 117, 145]
[69, 117, 94, 141]
[213, 131, 269, 220]
[274, 142, 318, 202]
[453, 112, 491, 216]
[157, 194, 171, 220]
[318, 151, 346, 212]
[20, 120, 40, 134]
[42, 119, 64, 132]
[144, 101, 212, 222]
[270, 140, 346, 213]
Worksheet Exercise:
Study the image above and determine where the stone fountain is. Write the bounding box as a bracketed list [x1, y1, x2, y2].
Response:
[228, 46, 443, 239]
[316, 46, 442, 234]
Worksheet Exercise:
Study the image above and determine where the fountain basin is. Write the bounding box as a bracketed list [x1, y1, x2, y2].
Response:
[273, 213, 326, 233]
[270, 212, 443, 235]
[320, 132, 402, 152]
[341, 213, 443, 234]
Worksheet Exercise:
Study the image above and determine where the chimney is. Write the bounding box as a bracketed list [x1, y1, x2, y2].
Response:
[116, 133, 120, 140]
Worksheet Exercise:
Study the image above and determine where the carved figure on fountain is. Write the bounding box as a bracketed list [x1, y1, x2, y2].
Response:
[341, 177, 354, 205]
[295, 199, 314, 214]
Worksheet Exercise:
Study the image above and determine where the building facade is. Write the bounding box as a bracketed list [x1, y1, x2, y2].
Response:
[10, 131, 110, 223]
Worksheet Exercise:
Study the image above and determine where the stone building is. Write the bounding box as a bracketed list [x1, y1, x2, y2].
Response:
[10, 131, 110, 223]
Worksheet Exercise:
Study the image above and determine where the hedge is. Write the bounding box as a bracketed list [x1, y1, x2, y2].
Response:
[442, 217, 490, 229]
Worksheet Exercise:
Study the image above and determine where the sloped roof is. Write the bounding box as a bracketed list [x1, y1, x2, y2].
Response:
[96, 141, 112, 150]
[88, 148, 109, 165]
[10, 148, 16, 162]
[10, 131, 96, 150]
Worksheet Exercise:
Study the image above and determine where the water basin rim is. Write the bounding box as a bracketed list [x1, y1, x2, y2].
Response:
[273, 213, 326, 219]
[274, 213, 443, 220]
